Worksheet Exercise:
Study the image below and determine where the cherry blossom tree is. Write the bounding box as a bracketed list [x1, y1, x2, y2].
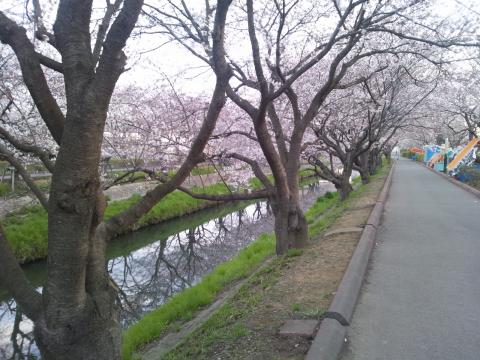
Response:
[434, 61, 480, 142]
[307, 79, 425, 197]
[104, 85, 212, 170]
[147, 0, 480, 254]
[0, 0, 235, 358]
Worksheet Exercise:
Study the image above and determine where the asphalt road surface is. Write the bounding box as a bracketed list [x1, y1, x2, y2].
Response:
[342, 159, 480, 360]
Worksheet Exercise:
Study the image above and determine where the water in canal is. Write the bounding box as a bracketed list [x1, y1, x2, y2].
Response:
[0, 180, 334, 359]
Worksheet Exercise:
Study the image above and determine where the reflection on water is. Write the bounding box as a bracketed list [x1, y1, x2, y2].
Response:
[0, 181, 333, 359]
[0, 302, 35, 360]
[111, 201, 273, 327]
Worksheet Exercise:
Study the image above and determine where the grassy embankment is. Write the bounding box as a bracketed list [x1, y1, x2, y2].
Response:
[248, 168, 316, 189]
[299, 167, 316, 179]
[156, 164, 390, 360]
[165, 165, 217, 178]
[0, 182, 9, 196]
[121, 186, 343, 360]
[190, 165, 217, 176]
[122, 165, 387, 360]
[109, 166, 217, 182]
[0, 178, 50, 198]
[3, 182, 230, 263]
[0, 165, 217, 197]
[3, 167, 312, 263]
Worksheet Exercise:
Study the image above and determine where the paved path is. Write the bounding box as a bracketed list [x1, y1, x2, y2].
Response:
[342, 159, 480, 360]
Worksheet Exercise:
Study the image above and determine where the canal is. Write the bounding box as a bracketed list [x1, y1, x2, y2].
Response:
[0, 180, 334, 359]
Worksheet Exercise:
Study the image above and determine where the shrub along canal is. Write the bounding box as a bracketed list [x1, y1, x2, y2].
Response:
[0, 180, 334, 359]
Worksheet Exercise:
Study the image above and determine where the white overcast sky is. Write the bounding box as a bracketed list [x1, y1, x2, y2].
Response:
[1, 0, 480, 94]
[119, 0, 480, 93]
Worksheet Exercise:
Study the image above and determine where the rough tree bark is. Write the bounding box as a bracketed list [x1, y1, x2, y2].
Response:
[336, 164, 354, 200]
[32, 1, 144, 358]
[272, 154, 308, 254]
[308, 151, 354, 201]
[356, 151, 371, 184]
[0, 0, 233, 358]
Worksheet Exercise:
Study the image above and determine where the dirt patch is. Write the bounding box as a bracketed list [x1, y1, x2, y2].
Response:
[160, 168, 390, 360]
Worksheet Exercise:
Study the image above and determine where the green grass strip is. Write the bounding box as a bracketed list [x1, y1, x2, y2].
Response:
[190, 166, 217, 176]
[304, 191, 341, 237]
[156, 164, 393, 360]
[122, 182, 366, 359]
[299, 168, 316, 178]
[167, 165, 217, 177]
[122, 233, 276, 360]
[0, 182, 10, 196]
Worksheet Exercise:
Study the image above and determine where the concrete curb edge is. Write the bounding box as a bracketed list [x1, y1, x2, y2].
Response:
[306, 319, 347, 360]
[305, 163, 395, 360]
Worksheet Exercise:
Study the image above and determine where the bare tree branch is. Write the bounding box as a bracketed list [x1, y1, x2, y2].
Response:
[0, 143, 49, 209]
[0, 11, 65, 143]
[0, 126, 55, 173]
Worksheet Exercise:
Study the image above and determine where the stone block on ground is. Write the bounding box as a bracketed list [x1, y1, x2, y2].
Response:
[278, 319, 319, 338]
[324, 227, 363, 238]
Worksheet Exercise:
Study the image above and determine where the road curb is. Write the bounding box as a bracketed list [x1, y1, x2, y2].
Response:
[423, 163, 480, 199]
[305, 163, 395, 360]
[305, 319, 347, 360]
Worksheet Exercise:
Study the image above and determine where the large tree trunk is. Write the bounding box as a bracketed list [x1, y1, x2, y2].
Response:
[273, 157, 309, 255]
[274, 199, 308, 255]
[336, 165, 353, 200]
[359, 170, 370, 185]
[376, 151, 383, 169]
[34, 283, 121, 360]
[383, 149, 392, 164]
[336, 178, 353, 200]
[368, 149, 381, 175]
[358, 152, 370, 184]
[38, 99, 121, 357]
